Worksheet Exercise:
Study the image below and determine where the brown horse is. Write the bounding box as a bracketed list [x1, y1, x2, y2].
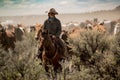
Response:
[93, 24, 106, 33]
[36, 28, 66, 77]
[34, 23, 43, 40]
[0, 24, 16, 51]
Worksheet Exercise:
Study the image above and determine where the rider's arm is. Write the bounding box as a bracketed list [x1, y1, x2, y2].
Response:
[56, 20, 62, 37]
[43, 20, 47, 30]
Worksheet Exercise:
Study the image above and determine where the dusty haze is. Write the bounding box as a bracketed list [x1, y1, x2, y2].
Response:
[0, 7, 120, 26]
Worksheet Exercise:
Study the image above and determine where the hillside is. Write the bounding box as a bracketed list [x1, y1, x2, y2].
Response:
[0, 6, 120, 25]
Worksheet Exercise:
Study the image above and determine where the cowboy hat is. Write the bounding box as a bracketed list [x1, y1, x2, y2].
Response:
[46, 8, 58, 15]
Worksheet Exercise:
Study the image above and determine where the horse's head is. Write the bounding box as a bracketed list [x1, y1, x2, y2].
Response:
[35, 27, 50, 41]
[37, 29, 53, 49]
[34, 23, 43, 40]
[40, 29, 49, 39]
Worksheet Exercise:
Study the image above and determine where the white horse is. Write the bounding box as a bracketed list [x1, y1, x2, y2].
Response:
[114, 23, 120, 35]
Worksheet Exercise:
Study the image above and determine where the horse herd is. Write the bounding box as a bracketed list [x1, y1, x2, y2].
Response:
[0, 19, 120, 78]
[0, 23, 25, 51]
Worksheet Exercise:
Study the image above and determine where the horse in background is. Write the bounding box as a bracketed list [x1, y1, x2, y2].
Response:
[92, 24, 106, 33]
[0, 24, 16, 51]
[114, 23, 120, 35]
[14, 24, 25, 41]
[36, 28, 67, 78]
[34, 23, 43, 40]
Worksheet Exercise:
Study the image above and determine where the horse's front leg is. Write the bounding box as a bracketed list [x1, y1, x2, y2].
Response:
[42, 59, 50, 78]
[44, 65, 50, 77]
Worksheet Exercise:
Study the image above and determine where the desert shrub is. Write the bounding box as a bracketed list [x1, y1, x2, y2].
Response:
[69, 31, 110, 62]
[0, 30, 120, 80]
[67, 30, 120, 80]
[0, 32, 47, 80]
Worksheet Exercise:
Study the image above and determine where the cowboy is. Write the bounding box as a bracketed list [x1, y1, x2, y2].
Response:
[43, 8, 61, 37]
[37, 8, 64, 62]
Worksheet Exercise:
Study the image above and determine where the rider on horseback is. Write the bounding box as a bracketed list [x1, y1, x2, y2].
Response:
[37, 8, 64, 62]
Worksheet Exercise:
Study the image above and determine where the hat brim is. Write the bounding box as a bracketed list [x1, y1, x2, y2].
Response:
[45, 11, 58, 15]
[48, 12, 58, 15]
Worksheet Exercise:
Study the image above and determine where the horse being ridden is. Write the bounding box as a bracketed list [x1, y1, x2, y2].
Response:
[36, 29, 66, 75]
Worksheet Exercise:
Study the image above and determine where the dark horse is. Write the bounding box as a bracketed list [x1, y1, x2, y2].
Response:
[0, 24, 16, 51]
[36, 28, 67, 77]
